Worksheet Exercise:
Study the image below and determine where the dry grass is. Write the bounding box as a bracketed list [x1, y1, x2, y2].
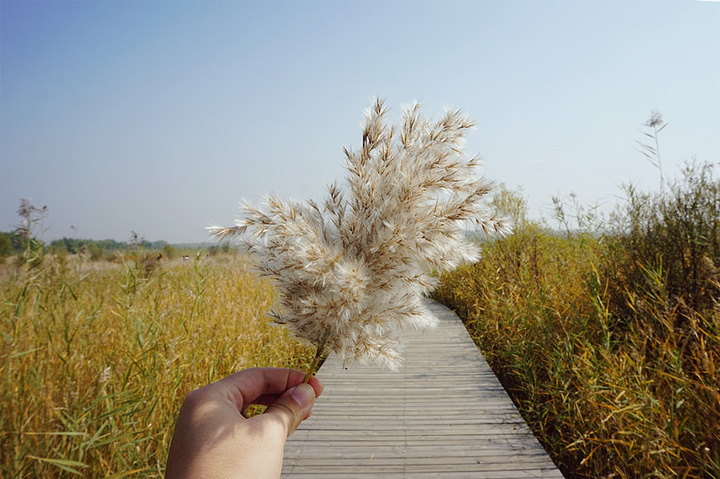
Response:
[433, 211, 720, 477]
[0, 252, 312, 478]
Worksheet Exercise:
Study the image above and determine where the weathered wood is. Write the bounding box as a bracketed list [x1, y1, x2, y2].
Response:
[282, 301, 564, 478]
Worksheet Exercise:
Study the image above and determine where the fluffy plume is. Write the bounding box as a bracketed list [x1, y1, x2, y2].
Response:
[210, 99, 510, 371]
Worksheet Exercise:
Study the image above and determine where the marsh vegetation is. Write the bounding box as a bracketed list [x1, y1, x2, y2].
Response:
[0, 252, 312, 477]
[434, 161, 720, 478]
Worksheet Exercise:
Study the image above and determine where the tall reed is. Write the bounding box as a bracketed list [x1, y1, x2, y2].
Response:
[0, 252, 311, 477]
[434, 173, 720, 478]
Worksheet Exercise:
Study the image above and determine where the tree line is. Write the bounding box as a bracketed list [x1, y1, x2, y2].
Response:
[0, 232, 171, 259]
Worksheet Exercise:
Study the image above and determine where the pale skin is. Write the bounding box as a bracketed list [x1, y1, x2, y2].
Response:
[165, 368, 323, 479]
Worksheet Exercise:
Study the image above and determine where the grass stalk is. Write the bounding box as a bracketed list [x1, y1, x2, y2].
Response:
[303, 332, 330, 383]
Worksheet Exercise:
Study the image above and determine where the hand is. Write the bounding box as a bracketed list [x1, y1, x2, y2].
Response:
[165, 368, 323, 479]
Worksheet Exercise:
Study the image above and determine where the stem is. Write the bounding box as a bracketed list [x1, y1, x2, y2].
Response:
[303, 332, 330, 383]
[654, 125, 664, 196]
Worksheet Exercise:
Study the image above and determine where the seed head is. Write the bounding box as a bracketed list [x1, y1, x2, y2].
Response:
[210, 99, 510, 370]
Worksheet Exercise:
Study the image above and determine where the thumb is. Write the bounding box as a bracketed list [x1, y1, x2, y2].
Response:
[263, 382, 317, 436]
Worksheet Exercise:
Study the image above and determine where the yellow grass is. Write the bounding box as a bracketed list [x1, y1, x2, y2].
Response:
[0, 252, 313, 477]
[433, 224, 720, 478]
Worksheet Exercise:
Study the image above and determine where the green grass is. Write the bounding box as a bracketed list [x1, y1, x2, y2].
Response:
[0, 252, 313, 478]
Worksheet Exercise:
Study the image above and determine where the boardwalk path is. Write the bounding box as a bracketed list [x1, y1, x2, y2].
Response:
[282, 301, 564, 478]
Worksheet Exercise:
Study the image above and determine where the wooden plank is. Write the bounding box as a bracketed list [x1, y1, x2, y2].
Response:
[282, 301, 564, 478]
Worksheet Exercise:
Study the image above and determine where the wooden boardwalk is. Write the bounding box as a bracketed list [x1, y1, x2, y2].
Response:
[282, 301, 564, 478]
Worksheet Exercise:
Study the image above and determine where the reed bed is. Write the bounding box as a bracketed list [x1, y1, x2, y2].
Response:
[0, 252, 312, 478]
[434, 163, 720, 478]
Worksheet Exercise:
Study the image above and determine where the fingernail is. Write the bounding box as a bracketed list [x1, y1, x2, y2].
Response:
[290, 383, 316, 409]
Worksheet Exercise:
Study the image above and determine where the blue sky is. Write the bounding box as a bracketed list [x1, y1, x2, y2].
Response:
[1, 0, 719, 243]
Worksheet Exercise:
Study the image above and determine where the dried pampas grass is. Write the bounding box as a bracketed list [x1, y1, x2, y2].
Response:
[210, 98, 510, 376]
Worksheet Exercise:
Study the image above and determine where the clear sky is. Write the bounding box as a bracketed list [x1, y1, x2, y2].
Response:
[1, 0, 718, 244]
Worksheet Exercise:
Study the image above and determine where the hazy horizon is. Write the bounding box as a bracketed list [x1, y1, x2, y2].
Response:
[2, 1, 719, 243]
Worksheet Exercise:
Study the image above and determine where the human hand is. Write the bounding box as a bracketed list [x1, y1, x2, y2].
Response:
[165, 368, 323, 479]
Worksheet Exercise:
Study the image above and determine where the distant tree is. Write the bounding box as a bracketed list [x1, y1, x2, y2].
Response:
[149, 240, 169, 250]
[49, 237, 130, 261]
[47, 236, 173, 262]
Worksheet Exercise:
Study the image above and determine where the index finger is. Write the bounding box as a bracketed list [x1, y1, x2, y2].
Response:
[217, 367, 323, 411]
